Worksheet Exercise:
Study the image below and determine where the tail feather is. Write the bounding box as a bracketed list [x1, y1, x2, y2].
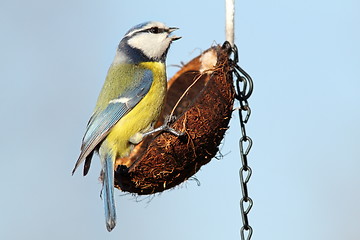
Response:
[102, 153, 117, 232]
[83, 151, 94, 176]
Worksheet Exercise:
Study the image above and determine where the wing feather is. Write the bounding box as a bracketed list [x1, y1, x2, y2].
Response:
[72, 69, 153, 175]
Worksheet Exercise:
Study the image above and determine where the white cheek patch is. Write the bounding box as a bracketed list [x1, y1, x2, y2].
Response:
[128, 32, 171, 59]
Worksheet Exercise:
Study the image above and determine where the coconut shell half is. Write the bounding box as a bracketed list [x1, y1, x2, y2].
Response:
[114, 44, 235, 195]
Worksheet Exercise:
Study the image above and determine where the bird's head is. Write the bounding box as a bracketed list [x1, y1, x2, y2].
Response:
[115, 21, 181, 63]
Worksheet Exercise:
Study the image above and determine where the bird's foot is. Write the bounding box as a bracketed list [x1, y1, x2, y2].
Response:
[143, 115, 185, 138]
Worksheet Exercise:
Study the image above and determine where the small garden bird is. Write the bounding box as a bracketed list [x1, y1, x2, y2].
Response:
[72, 21, 180, 231]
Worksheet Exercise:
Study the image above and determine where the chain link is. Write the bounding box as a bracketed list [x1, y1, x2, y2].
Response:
[224, 42, 254, 240]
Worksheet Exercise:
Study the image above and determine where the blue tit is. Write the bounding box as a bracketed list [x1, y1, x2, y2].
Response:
[72, 21, 181, 232]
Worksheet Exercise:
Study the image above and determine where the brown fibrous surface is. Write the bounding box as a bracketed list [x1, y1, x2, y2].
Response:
[114, 45, 235, 195]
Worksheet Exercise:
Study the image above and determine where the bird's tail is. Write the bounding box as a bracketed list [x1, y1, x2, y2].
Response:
[102, 153, 117, 232]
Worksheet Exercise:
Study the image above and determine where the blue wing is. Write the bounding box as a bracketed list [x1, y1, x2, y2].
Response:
[72, 70, 153, 175]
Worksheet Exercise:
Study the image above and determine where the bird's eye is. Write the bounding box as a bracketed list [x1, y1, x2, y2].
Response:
[149, 27, 164, 34]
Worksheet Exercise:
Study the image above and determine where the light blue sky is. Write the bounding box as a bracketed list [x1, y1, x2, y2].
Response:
[1, 0, 359, 239]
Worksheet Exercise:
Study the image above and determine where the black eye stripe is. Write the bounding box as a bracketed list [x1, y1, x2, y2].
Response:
[148, 27, 165, 34]
[128, 27, 167, 37]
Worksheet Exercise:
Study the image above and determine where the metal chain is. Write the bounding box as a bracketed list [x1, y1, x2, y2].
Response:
[225, 42, 254, 240]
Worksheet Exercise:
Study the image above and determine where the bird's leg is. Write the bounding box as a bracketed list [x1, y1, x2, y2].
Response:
[143, 115, 184, 138]
[143, 124, 182, 137]
[129, 116, 185, 145]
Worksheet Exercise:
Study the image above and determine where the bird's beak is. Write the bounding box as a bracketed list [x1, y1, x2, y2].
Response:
[168, 27, 179, 33]
[168, 27, 181, 41]
[171, 35, 182, 41]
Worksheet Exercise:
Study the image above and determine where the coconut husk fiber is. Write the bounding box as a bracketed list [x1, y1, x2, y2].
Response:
[114, 44, 235, 195]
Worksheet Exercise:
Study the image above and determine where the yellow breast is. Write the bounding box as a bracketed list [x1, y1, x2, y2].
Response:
[106, 62, 167, 159]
